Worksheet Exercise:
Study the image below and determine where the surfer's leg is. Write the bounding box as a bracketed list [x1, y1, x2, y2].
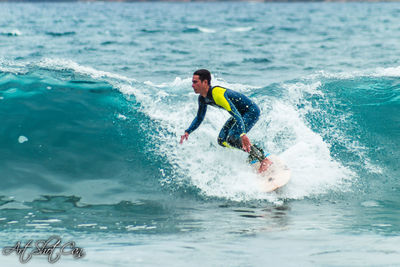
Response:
[217, 118, 245, 150]
[217, 118, 236, 148]
[226, 134, 243, 150]
[247, 144, 265, 163]
[239, 110, 266, 162]
[241, 109, 259, 134]
[241, 110, 272, 171]
[224, 109, 261, 150]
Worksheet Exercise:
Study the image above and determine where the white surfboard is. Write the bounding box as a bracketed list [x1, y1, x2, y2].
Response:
[251, 154, 291, 192]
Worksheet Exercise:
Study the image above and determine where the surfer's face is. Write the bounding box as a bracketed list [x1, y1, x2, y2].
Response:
[192, 75, 208, 95]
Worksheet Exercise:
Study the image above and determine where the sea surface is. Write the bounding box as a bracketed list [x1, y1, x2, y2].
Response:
[0, 2, 399, 266]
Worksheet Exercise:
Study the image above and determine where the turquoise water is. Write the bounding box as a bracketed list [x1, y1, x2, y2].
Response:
[1, 2, 399, 266]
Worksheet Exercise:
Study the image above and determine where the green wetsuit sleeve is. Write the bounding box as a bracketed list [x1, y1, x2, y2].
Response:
[185, 96, 207, 134]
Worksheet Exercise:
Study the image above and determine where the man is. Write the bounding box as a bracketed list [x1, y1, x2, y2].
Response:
[180, 69, 272, 172]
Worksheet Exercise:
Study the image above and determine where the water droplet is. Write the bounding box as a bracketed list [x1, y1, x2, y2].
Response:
[18, 136, 28, 143]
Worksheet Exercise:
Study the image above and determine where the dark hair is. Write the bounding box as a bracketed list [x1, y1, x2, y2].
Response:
[193, 69, 211, 85]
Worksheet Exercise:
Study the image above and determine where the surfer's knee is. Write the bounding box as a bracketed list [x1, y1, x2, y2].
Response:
[217, 137, 228, 147]
[227, 135, 243, 150]
[217, 135, 242, 149]
[217, 137, 224, 147]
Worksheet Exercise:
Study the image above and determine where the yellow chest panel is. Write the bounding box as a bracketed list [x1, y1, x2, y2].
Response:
[212, 87, 231, 112]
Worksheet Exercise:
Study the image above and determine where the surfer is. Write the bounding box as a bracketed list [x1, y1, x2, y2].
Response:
[180, 69, 272, 172]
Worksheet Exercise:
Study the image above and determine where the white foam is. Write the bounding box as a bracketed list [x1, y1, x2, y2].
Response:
[312, 65, 400, 80]
[125, 225, 156, 231]
[12, 29, 22, 36]
[117, 114, 127, 120]
[144, 77, 191, 88]
[172, 139, 277, 202]
[285, 76, 383, 177]
[230, 27, 253, 32]
[313, 70, 359, 80]
[128, 78, 274, 201]
[374, 66, 400, 77]
[361, 200, 380, 207]
[131, 68, 392, 202]
[0, 59, 27, 74]
[32, 219, 61, 223]
[18, 135, 28, 143]
[213, 77, 262, 92]
[36, 58, 136, 83]
[77, 223, 97, 227]
[197, 26, 216, 33]
[123, 73, 356, 201]
[259, 100, 353, 199]
[1, 29, 21, 36]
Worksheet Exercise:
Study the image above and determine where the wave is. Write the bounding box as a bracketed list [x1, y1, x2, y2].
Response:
[0, 60, 161, 204]
[1, 59, 398, 203]
[130, 73, 355, 202]
[143, 67, 398, 201]
[289, 71, 399, 197]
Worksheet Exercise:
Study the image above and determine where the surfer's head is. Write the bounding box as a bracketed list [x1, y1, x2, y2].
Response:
[193, 69, 211, 86]
[192, 69, 211, 97]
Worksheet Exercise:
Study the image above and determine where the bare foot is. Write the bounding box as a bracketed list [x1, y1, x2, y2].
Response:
[258, 157, 272, 173]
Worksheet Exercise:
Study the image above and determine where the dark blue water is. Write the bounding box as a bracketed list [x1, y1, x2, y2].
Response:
[0, 2, 399, 266]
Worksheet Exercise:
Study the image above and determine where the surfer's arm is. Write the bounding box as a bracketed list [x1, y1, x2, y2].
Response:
[185, 96, 207, 135]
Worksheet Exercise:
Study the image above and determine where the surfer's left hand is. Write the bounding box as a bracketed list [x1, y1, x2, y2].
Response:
[241, 134, 251, 152]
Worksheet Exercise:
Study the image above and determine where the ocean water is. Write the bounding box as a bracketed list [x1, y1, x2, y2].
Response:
[1, 2, 399, 266]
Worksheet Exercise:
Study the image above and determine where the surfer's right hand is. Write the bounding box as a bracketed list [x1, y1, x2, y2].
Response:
[180, 132, 189, 144]
[241, 134, 252, 152]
